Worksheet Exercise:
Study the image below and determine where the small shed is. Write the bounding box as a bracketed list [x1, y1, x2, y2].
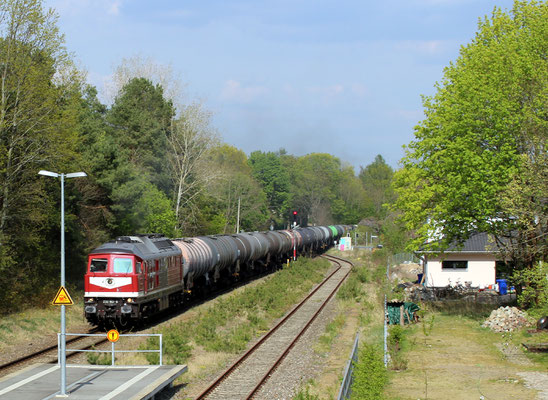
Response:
[419, 233, 502, 288]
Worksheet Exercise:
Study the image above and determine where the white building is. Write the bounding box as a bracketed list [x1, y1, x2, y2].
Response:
[421, 233, 502, 288]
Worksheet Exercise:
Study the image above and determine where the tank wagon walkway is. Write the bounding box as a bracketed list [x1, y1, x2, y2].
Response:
[0, 363, 186, 399]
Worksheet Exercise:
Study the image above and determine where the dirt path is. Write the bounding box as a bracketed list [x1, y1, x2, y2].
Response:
[384, 314, 546, 400]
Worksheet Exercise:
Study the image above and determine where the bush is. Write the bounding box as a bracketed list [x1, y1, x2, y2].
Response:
[351, 343, 388, 400]
[87, 347, 113, 365]
[512, 262, 548, 317]
[337, 273, 363, 300]
[388, 325, 408, 370]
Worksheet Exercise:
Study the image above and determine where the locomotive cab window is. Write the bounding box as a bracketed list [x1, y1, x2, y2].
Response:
[113, 258, 133, 273]
[90, 258, 108, 272]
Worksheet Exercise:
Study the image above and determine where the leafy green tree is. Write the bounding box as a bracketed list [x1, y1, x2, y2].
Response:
[248, 150, 291, 228]
[359, 155, 395, 220]
[169, 102, 219, 233]
[289, 153, 341, 226]
[205, 145, 268, 234]
[0, 0, 83, 312]
[97, 78, 175, 234]
[393, 0, 547, 268]
[332, 164, 366, 224]
[107, 77, 175, 195]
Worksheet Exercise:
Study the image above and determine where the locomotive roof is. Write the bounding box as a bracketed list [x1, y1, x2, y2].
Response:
[90, 234, 181, 260]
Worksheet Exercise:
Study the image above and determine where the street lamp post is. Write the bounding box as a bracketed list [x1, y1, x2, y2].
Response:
[38, 170, 86, 397]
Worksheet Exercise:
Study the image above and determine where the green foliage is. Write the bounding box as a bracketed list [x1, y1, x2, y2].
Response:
[0, 0, 84, 313]
[142, 330, 192, 365]
[87, 348, 113, 365]
[337, 269, 365, 300]
[512, 262, 548, 316]
[388, 325, 408, 370]
[317, 314, 346, 350]
[204, 145, 269, 233]
[293, 386, 320, 400]
[393, 0, 547, 265]
[248, 150, 292, 228]
[359, 155, 395, 220]
[351, 343, 388, 400]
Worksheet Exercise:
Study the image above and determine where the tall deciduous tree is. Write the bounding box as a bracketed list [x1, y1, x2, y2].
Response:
[205, 145, 268, 234]
[169, 102, 219, 233]
[0, 0, 82, 312]
[393, 0, 547, 268]
[289, 153, 341, 225]
[248, 150, 291, 228]
[359, 155, 395, 220]
[0, 0, 79, 246]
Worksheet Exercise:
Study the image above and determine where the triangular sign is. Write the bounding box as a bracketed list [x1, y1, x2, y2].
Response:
[52, 286, 73, 305]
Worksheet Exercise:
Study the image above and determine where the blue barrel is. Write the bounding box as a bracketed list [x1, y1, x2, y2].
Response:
[496, 279, 508, 295]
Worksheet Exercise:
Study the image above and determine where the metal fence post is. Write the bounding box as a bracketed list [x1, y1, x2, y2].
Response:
[384, 295, 388, 367]
[159, 334, 163, 366]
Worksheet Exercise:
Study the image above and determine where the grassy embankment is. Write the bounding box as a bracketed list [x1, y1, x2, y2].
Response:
[0, 292, 86, 354]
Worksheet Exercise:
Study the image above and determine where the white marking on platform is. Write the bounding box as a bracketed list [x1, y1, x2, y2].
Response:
[98, 366, 159, 400]
[0, 365, 59, 396]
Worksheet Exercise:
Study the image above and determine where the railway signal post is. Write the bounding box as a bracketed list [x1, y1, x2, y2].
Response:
[39, 170, 87, 397]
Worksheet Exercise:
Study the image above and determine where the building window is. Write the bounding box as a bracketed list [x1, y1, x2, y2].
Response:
[442, 260, 468, 270]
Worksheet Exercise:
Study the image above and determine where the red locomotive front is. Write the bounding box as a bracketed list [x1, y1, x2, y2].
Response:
[84, 235, 182, 327]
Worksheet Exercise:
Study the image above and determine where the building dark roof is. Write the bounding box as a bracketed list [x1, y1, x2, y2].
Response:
[421, 232, 500, 254]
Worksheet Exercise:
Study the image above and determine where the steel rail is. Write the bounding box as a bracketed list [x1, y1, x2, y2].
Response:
[195, 253, 353, 400]
[245, 255, 353, 399]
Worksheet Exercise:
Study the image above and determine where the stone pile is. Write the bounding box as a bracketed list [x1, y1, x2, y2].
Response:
[482, 306, 530, 332]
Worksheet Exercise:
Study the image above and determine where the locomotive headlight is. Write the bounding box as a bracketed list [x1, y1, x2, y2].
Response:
[87, 298, 94, 303]
[127, 298, 133, 303]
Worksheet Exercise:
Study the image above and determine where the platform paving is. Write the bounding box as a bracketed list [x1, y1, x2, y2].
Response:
[0, 363, 186, 400]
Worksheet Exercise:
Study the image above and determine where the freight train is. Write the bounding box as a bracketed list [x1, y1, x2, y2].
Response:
[84, 225, 348, 327]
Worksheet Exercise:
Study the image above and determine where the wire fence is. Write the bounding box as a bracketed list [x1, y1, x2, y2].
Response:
[337, 333, 359, 400]
[391, 252, 421, 265]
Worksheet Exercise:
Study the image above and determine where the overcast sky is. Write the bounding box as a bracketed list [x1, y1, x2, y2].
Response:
[46, 0, 516, 170]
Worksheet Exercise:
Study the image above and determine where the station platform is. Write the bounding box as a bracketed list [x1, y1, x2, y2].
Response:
[0, 363, 187, 399]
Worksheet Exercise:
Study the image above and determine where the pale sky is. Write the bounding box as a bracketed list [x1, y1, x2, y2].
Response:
[47, 0, 517, 170]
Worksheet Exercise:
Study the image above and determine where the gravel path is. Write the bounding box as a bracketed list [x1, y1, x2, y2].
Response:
[518, 372, 548, 400]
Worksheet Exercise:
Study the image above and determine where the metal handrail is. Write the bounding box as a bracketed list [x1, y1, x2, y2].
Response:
[58, 333, 163, 366]
[337, 333, 359, 400]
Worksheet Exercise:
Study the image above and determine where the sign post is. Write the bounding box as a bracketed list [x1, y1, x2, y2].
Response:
[107, 329, 120, 366]
[39, 170, 86, 398]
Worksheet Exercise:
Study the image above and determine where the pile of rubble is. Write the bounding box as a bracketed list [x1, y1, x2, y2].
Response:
[482, 306, 530, 332]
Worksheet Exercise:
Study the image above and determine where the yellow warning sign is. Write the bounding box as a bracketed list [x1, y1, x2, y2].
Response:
[107, 329, 120, 343]
[52, 286, 73, 305]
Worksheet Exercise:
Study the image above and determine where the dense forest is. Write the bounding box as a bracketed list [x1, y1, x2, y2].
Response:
[0, 0, 402, 313]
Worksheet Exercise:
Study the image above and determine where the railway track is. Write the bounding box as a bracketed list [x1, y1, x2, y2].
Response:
[0, 328, 108, 375]
[196, 253, 353, 400]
